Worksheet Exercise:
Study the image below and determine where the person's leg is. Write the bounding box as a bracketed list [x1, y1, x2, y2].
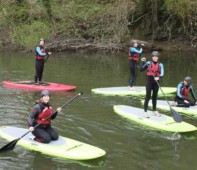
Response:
[39, 61, 45, 83]
[129, 61, 136, 87]
[34, 60, 40, 84]
[143, 79, 152, 117]
[152, 81, 159, 111]
[45, 126, 59, 141]
[32, 127, 51, 143]
[176, 97, 190, 107]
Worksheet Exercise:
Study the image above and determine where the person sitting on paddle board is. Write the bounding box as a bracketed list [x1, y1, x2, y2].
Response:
[28, 90, 62, 143]
[140, 51, 164, 118]
[34, 38, 52, 85]
[175, 76, 197, 107]
[128, 40, 144, 90]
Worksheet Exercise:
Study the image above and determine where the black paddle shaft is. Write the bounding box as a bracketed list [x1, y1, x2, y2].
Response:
[153, 77, 183, 123]
[0, 92, 83, 152]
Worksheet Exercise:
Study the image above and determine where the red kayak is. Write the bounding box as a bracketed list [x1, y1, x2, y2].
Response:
[3, 81, 76, 91]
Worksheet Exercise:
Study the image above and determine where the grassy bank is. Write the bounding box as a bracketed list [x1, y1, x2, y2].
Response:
[0, 0, 196, 52]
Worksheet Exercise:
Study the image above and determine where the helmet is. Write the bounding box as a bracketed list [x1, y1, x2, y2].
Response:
[131, 40, 138, 45]
[184, 76, 191, 84]
[152, 51, 159, 57]
[39, 37, 45, 42]
[41, 90, 50, 97]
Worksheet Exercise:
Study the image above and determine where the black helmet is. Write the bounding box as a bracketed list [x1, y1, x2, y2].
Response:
[152, 51, 159, 57]
[184, 76, 191, 84]
[41, 90, 50, 97]
[39, 38, 45, 42]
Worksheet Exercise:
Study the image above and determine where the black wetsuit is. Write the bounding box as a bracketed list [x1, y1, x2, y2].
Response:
[28, 101, 58, 143]
[140, 61, 164, 112]
[34, 46, 48, 83]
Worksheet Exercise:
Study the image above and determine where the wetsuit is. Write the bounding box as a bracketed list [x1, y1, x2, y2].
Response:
[28, 101, 58, 143]
[128, 47, 143, 87]
[34, 46, 48, 84]
[175, 82, 196, 107]
[140, 61, 164, 112]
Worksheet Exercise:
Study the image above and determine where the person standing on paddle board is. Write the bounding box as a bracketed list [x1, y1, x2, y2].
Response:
[175, 76, 197, 107]
[34, 38, 52, 85]
[28, 90, 62, 143]
[128, 40, 144, 90]
[140, 51, 164, 118]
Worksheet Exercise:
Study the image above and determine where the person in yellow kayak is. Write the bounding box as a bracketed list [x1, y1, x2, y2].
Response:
[28, 90, 62, 143]
[175, 76, 197, 107]
[140, 51, 164, 118]
[34, 38, 52, 85]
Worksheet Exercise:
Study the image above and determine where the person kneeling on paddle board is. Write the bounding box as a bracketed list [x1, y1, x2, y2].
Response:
[28, 90, 62, 143]
[175, 76, 197, 107]
[34, 38, 52, 85]
[140, 51, 164, 118]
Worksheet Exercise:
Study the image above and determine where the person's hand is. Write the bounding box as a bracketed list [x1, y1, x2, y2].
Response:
[48, 52, 52, 55]
[141, 43, 144, 47]
[184, 100, 189, 103]
[154, 77, 159, 81]
[141, 57, 146, 62]
[29, 126, 34, 132]
[56, 107, 62, 113]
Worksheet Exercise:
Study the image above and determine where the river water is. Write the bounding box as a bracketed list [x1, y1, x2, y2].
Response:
[0, 50, 197, 170]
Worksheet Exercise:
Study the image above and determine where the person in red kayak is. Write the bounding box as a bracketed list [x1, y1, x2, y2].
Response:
[34, 38, 52, 85]
[175, 76, 197, 107]
[28, 90, 62, 143]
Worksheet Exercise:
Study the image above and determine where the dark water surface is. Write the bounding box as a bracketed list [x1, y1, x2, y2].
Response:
[0, 50, 197, 170]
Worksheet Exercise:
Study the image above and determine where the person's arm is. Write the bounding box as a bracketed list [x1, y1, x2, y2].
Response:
[27, 105, 40, 127]
[35, 46, 47, 56]
[190, 85, 197, 102]
[176, 83, 183, 99]
[130, 47, 143, 54]
[140, 61, 150, 72]
[159, 63, 164, 77]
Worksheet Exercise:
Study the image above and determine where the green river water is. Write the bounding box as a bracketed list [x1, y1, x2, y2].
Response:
[0, 50, 197, 170]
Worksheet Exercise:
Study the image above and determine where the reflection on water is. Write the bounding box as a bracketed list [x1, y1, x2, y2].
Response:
[0, 51, 197, 170]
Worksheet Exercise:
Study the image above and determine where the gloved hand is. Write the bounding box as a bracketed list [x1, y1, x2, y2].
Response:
[154, 77, 159, 81]
[141, 57, 146, 61]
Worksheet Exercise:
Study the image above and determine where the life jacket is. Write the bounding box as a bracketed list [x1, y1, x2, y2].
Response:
[146, 62, 160, 77]
[128, 48, 140, 61]
[35, 46, 46, 60]
[180, 85, 190, 99]
[36, 103, 53, 125]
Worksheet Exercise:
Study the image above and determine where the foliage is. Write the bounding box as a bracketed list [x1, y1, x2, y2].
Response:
[0, 0, 196, 49]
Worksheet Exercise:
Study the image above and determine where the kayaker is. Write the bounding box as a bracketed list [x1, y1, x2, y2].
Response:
[140, 51, 164, 118]
[34, 38, 52, 85]
[175, 76, 197, 107]
[28, 90, 62, 143]
[128, 40, 144, 90]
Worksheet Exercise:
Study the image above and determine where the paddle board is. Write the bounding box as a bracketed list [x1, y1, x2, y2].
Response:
[113, 105, 197, 133]
[3, 81, 76, 91]
[92, 86, 176, 96]
[0, 126, 106, 160]
[142, 100, 197, 117]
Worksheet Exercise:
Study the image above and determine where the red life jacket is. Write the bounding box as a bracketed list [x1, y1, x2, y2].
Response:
[146, 62, 160, 77]
[181, 86, 190, 99]
[128, 48, 140, 61]
[35, 46, 46, 60]
[36, 106, 53, 125]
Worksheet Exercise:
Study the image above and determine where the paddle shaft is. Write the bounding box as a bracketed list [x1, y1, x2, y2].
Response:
[0, 92, 82, 151]
[149, 69, 182, 122]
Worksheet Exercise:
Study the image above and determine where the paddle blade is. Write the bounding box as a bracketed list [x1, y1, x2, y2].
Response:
[0, 138, 19, 152]
[171, 108, 183, 123]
